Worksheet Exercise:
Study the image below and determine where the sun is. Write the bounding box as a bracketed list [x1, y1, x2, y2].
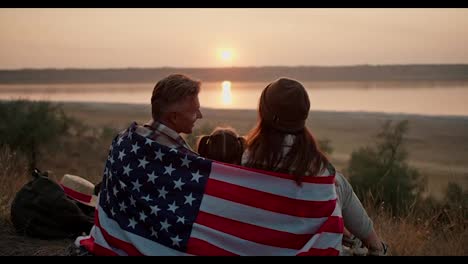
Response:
[217, 48, 234, 63]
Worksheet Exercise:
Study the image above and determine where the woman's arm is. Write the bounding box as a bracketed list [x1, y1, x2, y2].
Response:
[335, 172, 388, 255]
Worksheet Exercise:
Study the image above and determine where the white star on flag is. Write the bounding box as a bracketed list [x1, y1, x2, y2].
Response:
[191, 170, 203, 183]
[142, 194, 152, 202]
[128, 218, 137, 229]
[150, 205, 161, 216]
[123, 164, 133, 176]
[173, 178, 185, 190]
[119, 180, 127, 190]
[158, 186, 168, 199]
[139, 211, 148, 222]
[184, 193, 196, 206]
[138, 157, 149, 169]
[154, 149, 165, 161]
[129, 195, 136, 207]
[145, 138, 154, 146]
[150, 227, 158, 238]
[118, 150, 126, 161]
[167, 201, 179, 213]
[169, 147, 178, 153]
[147, 171, 158, 183]
[180, 155, 191, 168]
[119, 201, 127, 212]
[170, 235, 182, 247]
[164, 163, 176, 176]
[131, 142, 140, 154]
[160, 219, 171, 232]
[176, 215, 186, 224]
[132, 179, 142, 192]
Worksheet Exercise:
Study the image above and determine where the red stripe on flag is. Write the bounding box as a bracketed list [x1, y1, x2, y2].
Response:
[316, 216, 344, 234]
[80, 236, 119, 256]
[186, 237, 238, 256]
[196, 211, 316, 249]
[215, 162, 335, 184]
[93, 209, 144, 256]
[205, 179, 337, 218]
[297, 247, 340, 256]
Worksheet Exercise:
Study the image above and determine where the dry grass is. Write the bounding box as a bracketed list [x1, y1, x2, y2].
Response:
[365, 201, 467, 256]
[0, 101, 466, 255]
[0, 148, 72, 256]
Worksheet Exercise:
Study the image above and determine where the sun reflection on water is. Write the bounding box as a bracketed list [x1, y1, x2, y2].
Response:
[221, 81, 232, 105]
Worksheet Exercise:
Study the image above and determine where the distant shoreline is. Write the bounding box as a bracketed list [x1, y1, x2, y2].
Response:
[3, 99, 468, 120]
[1, 64, 468, 84]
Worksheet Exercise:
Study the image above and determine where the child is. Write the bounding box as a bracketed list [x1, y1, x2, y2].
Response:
[197, 126, 246, 165]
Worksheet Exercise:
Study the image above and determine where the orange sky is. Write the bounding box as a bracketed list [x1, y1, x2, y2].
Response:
[1, 8, 468, 69]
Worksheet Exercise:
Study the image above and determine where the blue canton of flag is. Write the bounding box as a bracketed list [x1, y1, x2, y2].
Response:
[99, 124, 211, 252]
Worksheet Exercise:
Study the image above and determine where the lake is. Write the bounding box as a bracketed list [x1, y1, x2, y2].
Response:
[1, 80, 468, 117]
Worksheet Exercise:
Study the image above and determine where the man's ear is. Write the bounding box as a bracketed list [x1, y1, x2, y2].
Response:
[159, 112, 177, 127]
[167, 112, 178, 123]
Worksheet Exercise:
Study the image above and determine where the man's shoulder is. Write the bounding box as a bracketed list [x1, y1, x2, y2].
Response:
[134, 123, 152, 137]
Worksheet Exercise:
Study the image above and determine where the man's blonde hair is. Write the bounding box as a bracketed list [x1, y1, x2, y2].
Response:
[151, 74, 201, 120]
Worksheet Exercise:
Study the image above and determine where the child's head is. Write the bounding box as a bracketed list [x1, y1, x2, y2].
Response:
[197, 127, 246, 165]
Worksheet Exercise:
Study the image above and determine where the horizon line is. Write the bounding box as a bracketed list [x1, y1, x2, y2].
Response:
[2, 63, 468, 71]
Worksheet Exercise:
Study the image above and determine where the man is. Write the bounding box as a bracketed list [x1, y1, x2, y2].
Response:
[70, 73, 203, 255]
[136, 73, 203, 154]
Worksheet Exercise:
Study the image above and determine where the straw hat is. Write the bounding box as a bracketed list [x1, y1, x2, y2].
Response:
[60, 174, 97, 208]
[259, 77, 310, 133]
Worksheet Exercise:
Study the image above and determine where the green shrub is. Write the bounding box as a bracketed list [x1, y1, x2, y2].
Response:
[0, 100, 70, 173]
[347, 120, 424, 215]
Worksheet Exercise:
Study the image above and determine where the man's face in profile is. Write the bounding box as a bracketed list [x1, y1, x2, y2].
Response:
[173, 95, 202, 134]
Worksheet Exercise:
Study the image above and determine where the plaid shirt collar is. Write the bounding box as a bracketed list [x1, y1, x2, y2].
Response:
[143, 120, 196, 154]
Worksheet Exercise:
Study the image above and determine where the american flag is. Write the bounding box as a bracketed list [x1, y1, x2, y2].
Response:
[76, 123, 344, 256]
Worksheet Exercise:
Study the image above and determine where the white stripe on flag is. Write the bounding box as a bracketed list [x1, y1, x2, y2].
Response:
[90, 226, 129, 256]
[297, 232, 343, 254]
[211, 163, 336, 201]
[200, 195, 328, 234]
[97, 206, 192, 256]
[331, 202, 342, 217]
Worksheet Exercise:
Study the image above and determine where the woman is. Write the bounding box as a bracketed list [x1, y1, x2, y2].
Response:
[242, 77, 388, 256]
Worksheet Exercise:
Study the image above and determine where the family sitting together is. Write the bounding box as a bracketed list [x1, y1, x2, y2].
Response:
[14, 73, 388, 256]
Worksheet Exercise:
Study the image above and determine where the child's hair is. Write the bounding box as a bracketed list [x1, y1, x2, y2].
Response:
[197, 127, 246, 165]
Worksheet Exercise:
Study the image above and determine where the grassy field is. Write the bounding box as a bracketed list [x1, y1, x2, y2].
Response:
[0, 101, 467, 255]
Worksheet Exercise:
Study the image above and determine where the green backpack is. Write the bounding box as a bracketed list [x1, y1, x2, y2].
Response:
[10, 168, 94, 239]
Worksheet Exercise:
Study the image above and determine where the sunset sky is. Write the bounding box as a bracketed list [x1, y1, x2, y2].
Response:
[1, 8, 468, 69]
